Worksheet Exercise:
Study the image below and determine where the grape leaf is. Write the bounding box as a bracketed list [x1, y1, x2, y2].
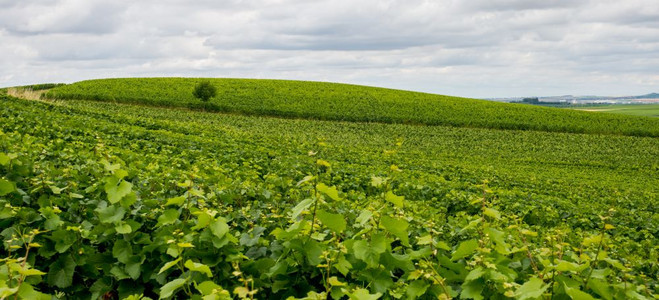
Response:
[317, 210, 346, 233]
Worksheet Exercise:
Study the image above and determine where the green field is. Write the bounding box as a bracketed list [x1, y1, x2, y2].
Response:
[45, 78, 659, 137]
[1, 80, 657, 299]
[573, 104, 659, 118]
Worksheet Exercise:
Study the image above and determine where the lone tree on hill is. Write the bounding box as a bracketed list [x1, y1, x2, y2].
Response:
[193, 81, 217, 102]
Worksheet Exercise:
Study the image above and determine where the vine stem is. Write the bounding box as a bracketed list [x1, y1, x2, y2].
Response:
[14, 234, 35, 300]
[521, 234, 541, 278]
[583, 222, 607, 290]
[425, 258, 452, 299]
[309, 167, 319, 238]
[549, 235, 556, 300]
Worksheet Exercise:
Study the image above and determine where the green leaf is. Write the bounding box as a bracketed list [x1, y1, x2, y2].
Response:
[328, 276, 346, 287]
[556, 260, 588, 272]
[157, 209, 180, 226]
[385, 191, 404, 208]
[296, 175, 315, 186]
[317, 210, 346, 233]
[47, 255, 75, 288]
[347, 288, 382, 300]
[185, 260, 213, 277]
[460, 279, 484, 300]
[0, 178, 15, 196]
[69, 192, 84, 199]
[406, 280, 429, 299]
[588, 279, 613, 300]
[625, 290, 650, 300]
[563, 282, 596, 300]
[0, 287, 18, 298]
[334, 256, 352, 276]
[196, 281, 223, 296]
[459, 218, 482, 235]
[165, 196, 186, 206]
[158, 257, 182, 275]
[112, 240, 132, 263]
[115, 223, 132, 234]
[17, 268, 46, 276]
[582, 234, 602, 247]
[101, 159, 121, 172]
[316, 183, 341, 201]
[50, 229, 77, 253]
[371, 176, 385, 187]
[353, 240, 380, 268]
[177, 179, 193, 188]
[417, 234, 433, 245]
[370, 233, 388, 254]
[44, 215, 63, 230]
[125, 257, 142, 280]
[291, 198, 314, 219]
[520, 229, 538, 237]
[603, 258, 627, 271]
[380, 215, 409, 246]
[514, 277, 549, 300]
[17, 283, 50, 300]
[90, 278, 112, 300]
[192, 211, 213, 230]
[105, 176, 132, 204]
[483, 207, 501, 220]
[96, 204, 126, 224]
[49, 185, 63, 194]
[451, 239, 479, 261]
[589, 268, 612, 279]
[484, 227, 510, 254]
[356, 210, 373, 227]
[465, 267, 486, 282]
[110, 266, 130, 280]
[436, 241, 452, 251]
[160, 278, 187, 299]
[0, 153, 10, 166]
[9, 263, 46, 276]
[304, 239, 323, 265]
[210, 217, 230, 240]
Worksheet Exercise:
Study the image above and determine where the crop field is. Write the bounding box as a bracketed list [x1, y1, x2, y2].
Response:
[1, 80, 658, 299]
[573, 104, 659, 118]
[45, 78, 659, 137]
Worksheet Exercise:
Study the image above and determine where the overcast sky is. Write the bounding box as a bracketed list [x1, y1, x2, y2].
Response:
[1, 0, 658, 98]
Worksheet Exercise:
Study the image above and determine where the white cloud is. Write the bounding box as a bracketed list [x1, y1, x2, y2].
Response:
[1, 0, 658, 97]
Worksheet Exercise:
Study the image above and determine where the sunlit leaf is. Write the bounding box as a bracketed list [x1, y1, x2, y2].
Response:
[160, 278, 187, 299]
[385, 191, 404, 208]
[185, 260, 213, 277]
[317, 210, 346, 233]
[158, 257, 182, 275]
[451, 239, 479, 261]
[380, 215, 409, 246]
[165, 196, 186, 206]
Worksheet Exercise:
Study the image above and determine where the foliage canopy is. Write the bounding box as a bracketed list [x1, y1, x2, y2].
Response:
[45, 78, 659, 137]
[192, 81, 217, 102]
[2, 86, 657, 299]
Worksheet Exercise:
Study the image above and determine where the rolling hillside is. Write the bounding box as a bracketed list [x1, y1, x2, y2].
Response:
[1, 81, 657, 299]
[44, 78, 659, 137]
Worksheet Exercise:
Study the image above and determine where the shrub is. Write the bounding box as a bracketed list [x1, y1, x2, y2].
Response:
[193, 81, 217, 102]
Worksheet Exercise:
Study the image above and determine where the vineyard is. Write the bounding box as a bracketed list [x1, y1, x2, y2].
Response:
[44, 78, 659, 137]
[1, 81, 658, 299]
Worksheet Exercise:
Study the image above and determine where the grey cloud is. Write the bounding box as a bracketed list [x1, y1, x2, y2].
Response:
[0, 0, 128, 34]
[1, 0, 658, 98]
[457, 0, 586, 12]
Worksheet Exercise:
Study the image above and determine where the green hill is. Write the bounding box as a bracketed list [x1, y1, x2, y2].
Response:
[45, 78, 659, 137]
[2, 80, 657, 299]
